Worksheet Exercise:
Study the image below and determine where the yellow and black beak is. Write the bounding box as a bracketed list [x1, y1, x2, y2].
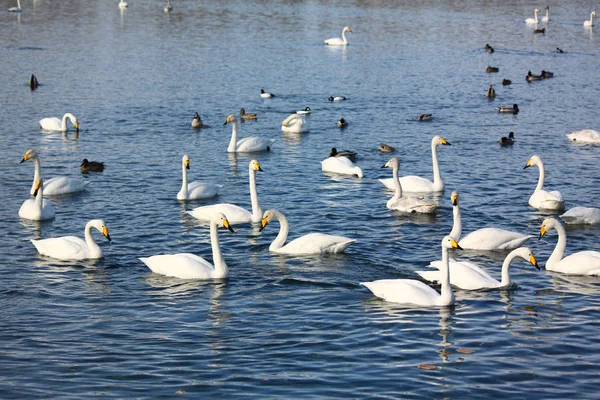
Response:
[224, 116, 232, 125]
[524, 160, 532, 169]
[255, 163, 263, 172]
[259, 217, 269, 232]
[539, 225, 547, 240]
[32, 180, 41, 196]
[381, 163, 389, 169]
[530, 254, 540, 270]
[451, 194, 458, 206]
[75, 122, 80, 131]
[441, 138, 451, 146]
[185, 159, 190, 170]
[20, 153, 30, 163]
[223, 219, 235, 233]
[451, 238, 462, 250]
[103, 226, 112, 242]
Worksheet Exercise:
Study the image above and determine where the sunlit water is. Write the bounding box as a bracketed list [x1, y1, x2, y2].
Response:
[1, 0, 600, 398]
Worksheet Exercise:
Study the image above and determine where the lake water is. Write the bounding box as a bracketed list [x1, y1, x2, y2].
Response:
[1, 0, 600, 398]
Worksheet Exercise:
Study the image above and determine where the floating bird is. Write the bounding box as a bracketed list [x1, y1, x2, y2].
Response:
[378, 143, 395, 153]
[525, 8, 540, 24]
[382, 158, 438, 214]
[541, 70, 554, 78]
[498, 104, 519, 114]
[81, 159, 105, 173]
[191, 112, 202, 128]
[337, 118, 348, 128]
[296, 106, 311, 115]
[419, 114, 433, 121]
[324, 26, 352, 46]
[486, 66, 499, 73]
[500, 132, 515, 145]
[533, 27, 545, 34]
[164, 0, 172, 12]
[29, 74, 38, 90]
[561, 207, 600, 225]
[19, 179, 55, 221]
[321, 155, 363, 178]
[502, 79, 512, 85]
[39, 113, 79, 132]
[584, 11, 596, 27]
[176, 154, 220, 200]
[260, 89, 275, 98]
[566, 129, 600, 144]
[484, 44, 494, 53]
[225, 114, 274, 152]
[524, 155, 565, 210]
[329, 147, 357, 162]
[526, 71, 544, 82]
[239, 108, 257, 120]
[119, 0, 128, 8]
[329, 96, 347, 101]
[281, 114, 308, 133]
[556, 47, 564, 53]
[486, 85, 496, 98]
[542, 6, 550, 23]
[31, 220, 111, 260]
[8, 0, 22, 12]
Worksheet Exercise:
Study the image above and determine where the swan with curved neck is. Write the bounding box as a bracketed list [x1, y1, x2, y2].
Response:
[259, 209, 355, 254]
[417, 247, 539, 290]
[324, 26, 352, 46]
[21, 149, 86, 196]
[140, 213, 234, 279]
[188, 160, 263, 224]
[382, 158, 437, 214]
[525, 8, 540, 24]
[449, 191, 533, 250]
[225, 114, 275, 153]
[39, 113, 79, 132]
[321, 155, 363, 178]
[539, 217, 600, 275]
[379, 136, 451, 193]
[523, 155, 565, 210]
[360, 236, 461, 306]
[18, 179, 55, 221]
[31, 220, 111, 260]
[177, 154, 220, 200]
[281, 114, 309, 133]
[584, 11, 596, 27]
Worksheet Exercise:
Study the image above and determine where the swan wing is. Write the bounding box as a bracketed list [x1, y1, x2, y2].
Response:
[459, 228, 533, 250]
[188, 204, 252, 224]
[39, 117, 62, 130]
[324, 37, 344, 45]
[388, 196, 437, 214]
[529, 190, 565, 210]
[235, 137, 275, 152]
[139, 253, 216, 279]
[398, 175, 437, 193]
[277, 233, 355, 255]
[567, 129, 600, 144]
[550, 251, 600, 275]
[187, 181, 220, 199]
[418, 260, 499, 290]
[321, 157, 363, 177]
[44, 176, 86, 196]
[31, 236, 91, 260]
[561, 207, 600, 224]
[361, 279, 440, 306]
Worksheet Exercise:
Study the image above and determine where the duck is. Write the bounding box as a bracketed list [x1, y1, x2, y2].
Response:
[539, 217, 600, 275]
[556, 47, 564, 53]
[542, 6, 550, 23]
[329, 147, 357, 163]
[360, 236, 462, 306]
[18, 179, 55, 221]
[498, 104, 519, 114]
[296, 106, 311, 115]
[566, 129, 600, 144]
[378, 143, 395, 153]
[525, 8, 540, 24]
[418, 114, 433, 121]
[324, 26, 352, 46]
[31, 220, 111, 260]
[260, 89, 275, 98]
[21, 149, 86, 196]
[416, 247, 539, 290]
[486, 85, 496, 98]
[584, 11, 596, 27]
[533, 27, 546, 34]
[502, 79, 512, 86]
[188, 160, 263, 224]
[523, 155, 565, 210]
[381, 158, 438, 214]
[541, 70, 554, 78]
[379, 136, 451, 193]
[164, 0, 172, 12]
[561, 207, 600, 225]
[321, 155, 363, 178]
[337, 118, 348, 128]
[259, 209, 355, 254]
[225, 114, 274, 153]
[176, 154, 220, 200]
[526, 71, 544, 82]
[239, 108, 257, 120]
[486, 66, 499, 73]
[500, 132, 515, 145]
[29, 74, 39, 90]
[140, 213, 234, 279]
[8, 0, 22, 12]
[118, 0, 128, 8]
[484, 43, 494, 53]
[39, 113, 79, 132]
[191, 112, 202, 128]
[329, 96, 347, 102]
[81, 159, 105, 173]
[281, 114, 309, 133]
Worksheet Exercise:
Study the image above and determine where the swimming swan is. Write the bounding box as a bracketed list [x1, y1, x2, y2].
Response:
[321, 156, 363, 178]
[225, 114, 274, 153]
[188, 160, 263, 224]
[140, 212, 234, 279]
[416, 247, 539, 290]
[525, 8, 540, 24]
[584, 11, 596, 27]
[281, 114, 309, 133]
[542, 6, 550, 23]
[360, 236, 461, 306]
[177, 154, 220, 200]
[560, 207, 600, 225]
[382, 158, 438, 214]
[18, 179, 55, 221]
[21, 149, 86, 196]
[31, 219, 111, 260]
[39, 113, 79, 132]
[567, 129, 600, 144]
[259, 209, 355, 254]
[539, 217, 600, 275]
[379, 136, 451, 193]
[324, 26, 352, 46]
[523, 155, 565, 210]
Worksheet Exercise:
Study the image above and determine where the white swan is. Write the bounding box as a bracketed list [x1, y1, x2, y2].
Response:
[177, 154, 220, 200]
[321, 156, 363, 178]
[542, 6, 550, 23]
[188, 160, 263, 224]
[539, 217, 600, 275]
[21, 149, 86, 196]
[19, 179, 55, 221]
[31, 220, 111, 260]
[324, 26, 352, 46]
[39, 113, 79, 132]
[525, 8, 540, 24]
[567, 129, 600, 144]
[416, 247, 539, 290]
[584, 11, 596, 27]
[119, 0, 128, 8]
[225, 114, 275, 153]
[360, 236, 461, 306]
[561, 207, 600, 225]
[281, 114, 309, 133]
[164, 0, 172, 12]
[259, 209, 355, 254]
[523, 155, 565, 211]
[379, 136, 451, 193]
[382, 158, 438, 214]
[140, 212, 234, 279]
[8, 0, 22, 12]
[449, 191, 533, 250]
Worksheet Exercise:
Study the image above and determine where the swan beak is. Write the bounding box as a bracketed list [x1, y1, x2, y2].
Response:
[185, 160, 190, 169]
[451, 194, 458, 206]
[20, 157, 27, 163]
[259, 217, 268, 232]
[380, 163, 388, 169]
[524, 160, 532, 169]
[539, 225, 547, 240]
[255, 163, 263, 172]
[223, 219, 235, 233]
[75, 122, 79, 131]
[440, 138, 451, 146]
[530, 254, 540, 270]
[224, 115, 233, 125]
[451, 238, 462, 250]
[103, 226, 112, 242]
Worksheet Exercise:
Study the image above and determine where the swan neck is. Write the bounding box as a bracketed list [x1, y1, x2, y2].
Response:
[227, 120, 238, 152]
[439, 246, 454, 305]
[431, 141, 442, 188]
[210, 219, 228, 276]
[61, 114, 69, 130]
[450, 202, 461, 240]
[35, 183, 43, 210]
[180, 162, 188, 197]
[341, 29, 347, 44]
[84, 221, 101, 258]
[547, 223, 566, 268]
[500, 251, 518, 286]
[535, 161, 545, 191]
[269, 211, 289, 251]
[31, 155, 41, 195]
[391, 164, 402, 200]
[248, 167, 261, 220]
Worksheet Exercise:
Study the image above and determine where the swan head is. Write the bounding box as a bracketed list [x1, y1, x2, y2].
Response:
[442, 235, 462, 250]
[592, 11, 597, 17]
[91, 219, 111, 242]
[21, 148, 37, 163]
[514, 247, 540, 270]
[259, 209, 277, 232]
[524, 155, 542, 169]
[539, 217, 560, 240]
[182, 154, 190, 170]
[451, 191, 459, 206]
[381, 157, 399, 169]
[213, 212, 235, 232]
[224, 114, 237, 125]
[343, 26, 352, 33]
[249, 159, 263, 172]
[433, 136, 451, 146]
[534, 8, 540, 13]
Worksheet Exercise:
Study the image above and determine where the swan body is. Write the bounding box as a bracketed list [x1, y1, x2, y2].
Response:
[39, 113, 79, 132]
[19, 180, 55, 221]
[567, 129, 600, 144]
[31, 220, 111, 260]
[525, 8, 540, 24]
[539, 218, 600, 275]
[542, 6, 549, 23]
[500, 132, 515, 145]
[281, 114, 309, 133]
[498, 104, 519, 114]
[81, 159, 105, 172]
[21, 149, 86, 196]
[584, 11, 596, 27]
[8, 0, 22, 12]
[191, 112, 202, 128]
[259, 209, 355, 254]
[329, 148, 356, 162]
[417, 247, 539, 290]
[486, 85, 495, 98]
[321, 156, 363, 178]
[119, 0, 128, 8]
[379, 136, 451, 193]
[297, 107, 311, 115]
[524, 155, 565, 210]
[188, 160, 262, 224]
[360, 236, 461, 306]
[382, 158, 438, 214]
[177, 154, 220, 200]
[260, 89, 275, 98]
[324, 26, 352, 46]
[561, 207, 600, 224]
[225, 114, 274, 153]
[140, 213, 234, 279]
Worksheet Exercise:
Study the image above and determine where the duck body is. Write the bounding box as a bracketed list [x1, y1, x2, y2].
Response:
[502, 79, 512, 86]
[561, 207, 600, 224]
[486, 66, 499, 73]
[260, 89, 275, 98]
[39, 113, 79, 132]
[567, 129, 600, 144]
[239, 108, 257, 120]
[526, 71, 543, 82]
[321, 156, 363, 178]
[29, 74, 39, 90]
[541, 70, 554, 78]
[177, 155, 220, 200]
[324, 26, 352, 46]
[524, 155, 565, 211]
[418, 114, 433, 121]
[486, 85, 495, 98]
[81, 159, 105, 173]
[498, 104, 519, 114]
[484, 44, 494, 53]
[329, 148, 357, 162]
[191, 112, 202, 128]
[225, 115, 274, 152]
[281, 114, 309, 133]
[296, 107, 311, 115]
[556, 47, 564, 53]
[329, 96, 347, 102]
[382, 158, 438, 214]
[31, 219, 111, 260]
[337, 118, 348, 128]
[500, 132, 515, 145]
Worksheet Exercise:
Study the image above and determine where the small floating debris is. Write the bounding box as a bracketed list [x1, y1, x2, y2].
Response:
[418, 364, 437, 370]
[456, 348, 475, 354]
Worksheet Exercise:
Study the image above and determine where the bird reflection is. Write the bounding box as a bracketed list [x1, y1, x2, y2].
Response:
[437, 306, 455, 362]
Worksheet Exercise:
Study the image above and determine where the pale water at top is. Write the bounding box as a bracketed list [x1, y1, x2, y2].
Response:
[1, 0, 600, 398]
